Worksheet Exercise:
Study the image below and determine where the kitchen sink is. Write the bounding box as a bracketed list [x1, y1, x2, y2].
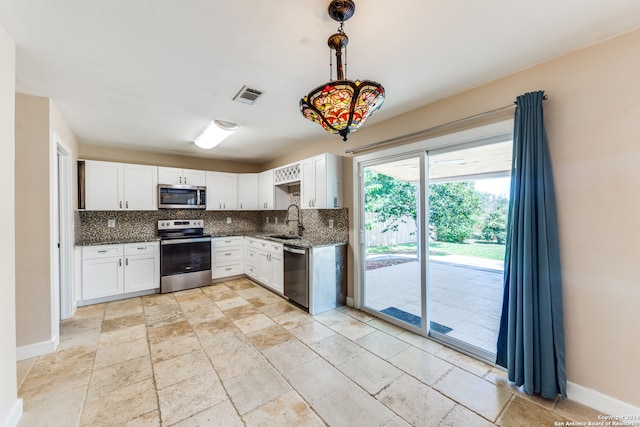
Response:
[269, 234, 301, 240]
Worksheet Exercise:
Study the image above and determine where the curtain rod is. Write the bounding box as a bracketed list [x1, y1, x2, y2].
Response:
[345, 95, 547, 155]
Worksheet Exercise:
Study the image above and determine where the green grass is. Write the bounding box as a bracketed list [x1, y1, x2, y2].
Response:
[366, 241, 506, 261]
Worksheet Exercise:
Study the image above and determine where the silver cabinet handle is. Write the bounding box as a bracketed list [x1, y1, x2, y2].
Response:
[225, 267, 232, 271]
[125, 258, 129, 266]
[219, 203, 222, 209]
[137, 247, 146, 250]
[119, 259, 122, 266]
[97, 250, 107, 253]
[240, 203, 243, 209]
[126, 201, 129, 209]
[119, 201, 123, 209]
[225, 240, 232, 243]
[225, 252, 232, 256]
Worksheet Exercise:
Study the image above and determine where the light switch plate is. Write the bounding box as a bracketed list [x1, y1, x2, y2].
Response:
[226, 217, 232, 224]
[108, 219, 116, 228]
[329, 219, 334, 229]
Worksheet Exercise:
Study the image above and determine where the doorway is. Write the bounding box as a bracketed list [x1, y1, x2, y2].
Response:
[54, 133, 74, 322]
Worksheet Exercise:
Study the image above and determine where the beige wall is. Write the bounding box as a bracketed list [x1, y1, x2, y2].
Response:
[14, 95, 81, 352]
[0, 23, 19, 426]
[79, 144, 260, 173]
[15, 94, 52, 348]
[263, 29, 640, 407]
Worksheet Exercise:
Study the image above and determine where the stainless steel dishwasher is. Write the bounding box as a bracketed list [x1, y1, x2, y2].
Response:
[283, 245, 309, 308]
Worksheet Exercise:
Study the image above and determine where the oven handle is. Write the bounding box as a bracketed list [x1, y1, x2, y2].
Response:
[161, 237, 211, 245]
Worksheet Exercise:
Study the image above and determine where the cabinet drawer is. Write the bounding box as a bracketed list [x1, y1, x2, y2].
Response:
[212, 262, 243, 279]
[245, 249, 258, 268]
[245, 263, 258, 279]
[266, 242, 283, 255]
[124, 242, 159, 256]
[213, 247, 243, 262]
[244, 237, 261, 250]
[212, 236, 243, 248]
[82, 244, 123, 259]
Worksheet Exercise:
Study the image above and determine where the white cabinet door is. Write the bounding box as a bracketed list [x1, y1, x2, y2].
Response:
[85, 161, 123, 210]
[82, 256, 124, 299]
[301, 154, 342, 209]
[258, 170, 274, 210]
[123, 164, 158, 210]
[123, 242, 159, 292]
[158, 167, 184, 185]
[256, 250, 272, 286]
[182, 169, 206, 186]
[206, 172, 238, 210]
[237, 174, 259, 210]
[271, 251, 284, 294]
[158, 167, 205, 186]
[300, 157, 314, 209]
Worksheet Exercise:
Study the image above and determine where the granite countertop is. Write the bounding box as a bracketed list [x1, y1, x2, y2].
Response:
[214, 232, 347, 248]
[77, 233, 347, 248]
[76, 237, 161, 246]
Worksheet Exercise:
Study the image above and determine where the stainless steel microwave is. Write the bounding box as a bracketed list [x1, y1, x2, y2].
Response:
[158, 184, 206, 209]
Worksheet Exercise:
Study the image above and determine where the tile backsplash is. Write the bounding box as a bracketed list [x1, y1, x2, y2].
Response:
[77, 208, 348, 244]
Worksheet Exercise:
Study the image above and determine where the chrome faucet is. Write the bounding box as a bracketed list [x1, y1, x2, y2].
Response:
[285, 203, 304, 237]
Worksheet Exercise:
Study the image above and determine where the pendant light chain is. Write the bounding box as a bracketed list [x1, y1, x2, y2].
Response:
[299, 0, 385, 141]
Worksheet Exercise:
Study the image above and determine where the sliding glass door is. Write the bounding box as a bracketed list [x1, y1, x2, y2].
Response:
[361, 154, 425, 332]
[426, 141, 511, 360]
[358, 135, 512, 360]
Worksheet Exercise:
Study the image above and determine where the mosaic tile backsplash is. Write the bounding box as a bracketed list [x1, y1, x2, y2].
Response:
[77, 208, 348, 245]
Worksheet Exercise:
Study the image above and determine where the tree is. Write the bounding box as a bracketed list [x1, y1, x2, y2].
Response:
[480, 193, 508, 243]
[364, 170, 417, 233]
[429, 181, 482, 243]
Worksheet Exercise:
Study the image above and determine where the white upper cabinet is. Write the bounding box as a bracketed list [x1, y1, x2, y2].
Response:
[158, 167, 205, 186]
[301, 153, 342, 209]
[206, 171, 238, 210]
[258, 170, 274, 210]
[123, 164, 158, 210]
[237, 173, 259, 210]
[84, 160, 157, 211]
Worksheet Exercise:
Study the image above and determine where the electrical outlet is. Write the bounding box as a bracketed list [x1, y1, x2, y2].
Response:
[226, 217, 232, 224]
[266, 217, 269, 224]
[275, 217, 278, 224]
[108, 219, 116, 228]
[329, 219, 334, 229]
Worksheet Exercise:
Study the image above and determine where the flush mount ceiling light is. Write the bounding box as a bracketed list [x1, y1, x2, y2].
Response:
[300, 0, 385, 142]
[193, 120, 239, 149]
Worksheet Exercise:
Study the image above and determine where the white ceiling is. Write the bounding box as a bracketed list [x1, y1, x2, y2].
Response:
[2, 1, 640, 164]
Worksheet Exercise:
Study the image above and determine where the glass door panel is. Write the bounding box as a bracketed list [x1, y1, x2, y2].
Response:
[362, 155, 424, 330]
[427, 140, 511, 359]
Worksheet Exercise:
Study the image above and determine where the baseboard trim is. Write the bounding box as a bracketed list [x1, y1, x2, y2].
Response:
[567, 381, 640, 416]
[16, 339, 56, 361]
[1, 398, 23, 427]
[346, 297, 354, 307]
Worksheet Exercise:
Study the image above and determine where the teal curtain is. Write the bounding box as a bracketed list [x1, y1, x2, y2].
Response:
[496, 90, 567, 399]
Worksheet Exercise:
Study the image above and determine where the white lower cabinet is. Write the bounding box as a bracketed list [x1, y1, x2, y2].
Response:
[212, 236, 244, 279]
[82, 242, 159, 301]
[244, 237, 283, 294]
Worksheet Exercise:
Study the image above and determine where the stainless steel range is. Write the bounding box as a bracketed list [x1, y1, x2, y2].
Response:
[158, 219, 211, 293]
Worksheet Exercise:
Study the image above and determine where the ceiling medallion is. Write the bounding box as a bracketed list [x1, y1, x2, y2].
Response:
[300, 0, 385, 141]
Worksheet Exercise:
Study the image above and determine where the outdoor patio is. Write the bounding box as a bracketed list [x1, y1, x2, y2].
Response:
[365, 256, 504, 354]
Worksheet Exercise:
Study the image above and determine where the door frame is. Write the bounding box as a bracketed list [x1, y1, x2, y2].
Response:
[52, 132, 74, 325]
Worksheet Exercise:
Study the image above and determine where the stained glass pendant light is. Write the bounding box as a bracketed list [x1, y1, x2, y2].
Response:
[300, 0, 385, 141]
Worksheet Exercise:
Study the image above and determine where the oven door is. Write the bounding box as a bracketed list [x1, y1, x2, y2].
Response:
[158, 185, 206, 209]
[160, 237, 212, 277]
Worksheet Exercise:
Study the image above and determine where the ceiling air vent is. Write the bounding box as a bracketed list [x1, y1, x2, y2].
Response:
[233, 86, 264, 105]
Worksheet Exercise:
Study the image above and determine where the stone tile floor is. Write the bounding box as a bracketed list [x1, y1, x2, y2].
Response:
[17, 278, 604, 426]
[365, 259, 503, 353]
